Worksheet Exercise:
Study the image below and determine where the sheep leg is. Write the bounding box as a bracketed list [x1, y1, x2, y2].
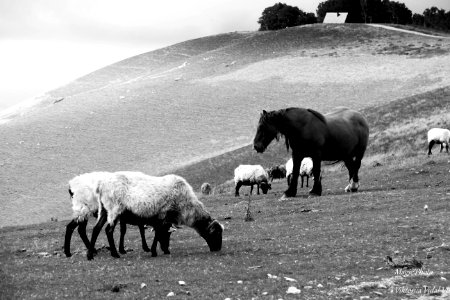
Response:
[235, 181, 242, 197]
[118, 220, 127, 254]
[157, 223, 172, 255]
[256, 183, 260, 195]
[150, 230, 158, 257]
[300, 175, 304, 188]
[306, 176, 309, 188]
[250, 184, 254, 195]
[64, 219, 79, 257]
[77, 219, 91, 253]
[87, 210, 107, 260]
[428, 141, 435, 155]
[138, 225, 151, 253]
[105, 220, 120, 258]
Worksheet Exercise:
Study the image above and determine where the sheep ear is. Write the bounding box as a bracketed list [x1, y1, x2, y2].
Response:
[209, 220, 223, 233]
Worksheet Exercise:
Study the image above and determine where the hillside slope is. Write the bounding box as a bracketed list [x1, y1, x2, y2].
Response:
[0, 24, 449, 227]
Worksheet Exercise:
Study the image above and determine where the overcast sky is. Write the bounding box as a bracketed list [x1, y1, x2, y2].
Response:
[1, 0, 449, 111]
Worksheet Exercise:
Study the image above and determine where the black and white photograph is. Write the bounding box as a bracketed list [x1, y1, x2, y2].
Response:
[0, 0, 449, 298]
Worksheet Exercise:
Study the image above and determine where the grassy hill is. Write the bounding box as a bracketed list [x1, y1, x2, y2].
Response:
[0, 24, 450, 299]
[0, 23, 450, 227]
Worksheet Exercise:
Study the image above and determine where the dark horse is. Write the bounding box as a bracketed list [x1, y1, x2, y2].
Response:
[253, 107, 369, 197]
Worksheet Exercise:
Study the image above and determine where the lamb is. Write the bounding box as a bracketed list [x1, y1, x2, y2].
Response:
[64, 172, 171, 260]
[286, 158, 313, 188]
[427, 128, 450, 155]
[234, 165, 271, 197]
[89, 172, 223, 259]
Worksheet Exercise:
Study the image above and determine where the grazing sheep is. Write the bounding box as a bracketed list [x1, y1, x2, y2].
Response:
[234, 165, 271, 197]
[201, 182, 212, 195]
[65, 172, 170, 260]
[267, 164, 287, 182]
[90, 172, 223, 259]
[427, 128, 450, 155]
[286, 158, 313, 188]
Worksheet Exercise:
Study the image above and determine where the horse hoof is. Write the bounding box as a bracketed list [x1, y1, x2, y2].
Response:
[279, 194, 291, 201]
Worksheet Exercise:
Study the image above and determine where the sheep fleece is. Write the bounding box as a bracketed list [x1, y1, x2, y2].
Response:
[98, 172, 209, 226]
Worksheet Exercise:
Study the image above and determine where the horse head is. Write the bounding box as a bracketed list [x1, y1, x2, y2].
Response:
[253, 110, 279, 153]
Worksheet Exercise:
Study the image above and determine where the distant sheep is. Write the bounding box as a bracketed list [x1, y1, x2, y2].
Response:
[267, 164, 287, 182]
[234, 165, 271, 197]
[286, 158, 314, 188]
[427, 128, 450, 155]
[65, 172, 170, 260]
[201, 182, 212, 195]
[90, 172, 223, 259]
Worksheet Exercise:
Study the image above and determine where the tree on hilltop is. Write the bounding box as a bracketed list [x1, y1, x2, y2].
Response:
[258, 2, 317, 31]
[317, 0, 411, 23]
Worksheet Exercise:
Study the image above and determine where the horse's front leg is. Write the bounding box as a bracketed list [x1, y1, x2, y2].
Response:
[309, 158, 322, 196]
[284, 154, 302, 197]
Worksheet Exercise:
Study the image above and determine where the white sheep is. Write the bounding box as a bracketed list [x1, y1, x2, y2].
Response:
[286, 157, 313, 188]
[65, 172, 170, 260]
[427, 128, 450, 155]
[89, 172, 223, 259]
[234, 165, 271, 197]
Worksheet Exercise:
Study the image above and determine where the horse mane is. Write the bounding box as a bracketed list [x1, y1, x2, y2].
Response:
[307, 109, 327, 124]
[260, 110, 289, 151]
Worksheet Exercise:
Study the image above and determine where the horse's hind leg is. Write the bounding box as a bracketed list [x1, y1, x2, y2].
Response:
[345, 158, 361, 192]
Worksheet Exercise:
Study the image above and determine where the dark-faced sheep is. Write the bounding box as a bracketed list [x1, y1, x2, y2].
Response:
[267, 164, 287, 182]
[90, 172, 223, 259]
[234, 165, 271, 197]
[427, 128, 450, 155]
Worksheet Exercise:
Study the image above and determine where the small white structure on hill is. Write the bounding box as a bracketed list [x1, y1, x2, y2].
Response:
[323, 12, 348, 23]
